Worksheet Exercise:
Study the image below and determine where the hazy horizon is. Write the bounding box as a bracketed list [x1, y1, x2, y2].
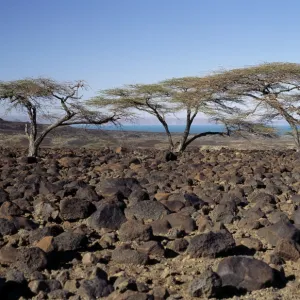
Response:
[0, 115, 290, 126]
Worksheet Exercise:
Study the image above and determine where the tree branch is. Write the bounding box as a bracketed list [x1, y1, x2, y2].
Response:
[184, 131, 225, 148]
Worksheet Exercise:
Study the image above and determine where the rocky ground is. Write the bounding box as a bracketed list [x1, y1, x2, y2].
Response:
[2, 146, 300, 299]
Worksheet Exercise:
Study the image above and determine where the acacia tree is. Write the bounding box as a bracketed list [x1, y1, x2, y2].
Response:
[89, 76, 249, 152]
[216, 62, 300, 149]
[0, 78, 121, 157]
[213, 116, 278, 138]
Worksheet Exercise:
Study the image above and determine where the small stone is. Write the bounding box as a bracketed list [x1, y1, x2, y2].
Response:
[88, 203, 126, 230]
[153, 286, 169, 299]
[238, 237, 263, 251]
[0, 218, 17, 236]
[154, 193, 171, 201]
[186, 229, 235, 258]
[0, 245, 18, 264]
[78, 278, 113, 299]
[6, 269, 26, 284]
[64, 280, 79, 293]
[60, 198, 95, 221]
[82, 253, 99, 265]
[35, 236, 55, 253]
[275, 239, 300, 261]
[136, 241, 165, 257]
[15, 247, 48, 275]
[188, 268, 222, 298]
[48, 289, 70, 299]
[125, 201, 169, 221]
[118, 220, 153, 242]
[167, 238, 189, 253]
[29, 279, 62, 294]
[112, 247, 148, 265]
[113, 276, 137, 293]
[257, 219, 300, 247]
[53, 232, 87, 251]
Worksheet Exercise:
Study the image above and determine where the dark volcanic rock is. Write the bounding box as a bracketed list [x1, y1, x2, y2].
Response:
[0, 218, 17, 236]
[48, 289, 70, 299]
[0, 245, 18, 264]
[150, 219, 171, 235]
[293, 208, 300, 226]
[118, 220, 153, 242]
[75, 186, 100, 202]
[112, 247, 148, 265]
[274, 239, 300, 261]
[39, 180, 62, 195]
[60, 198, 95, 221]
[125, 200, 169, 221]
[165, 152, 177, 162]
[128, 189, 150, 204]
[53, 232, 87, 251]
[136, 241, 165, 257]
[257, 219, 300, 246]
[163, 212, 196, 233]
[0, 188, 9, 204]
[211, 201, 238, 224]
[79, 277, 113, 299]
[113, 276, 137, 292]
[160, 199, 185, 212]
[6, 269, 26, 284]
[29, 279, 62, 294]
[95, 178, 140, 198]
[183, 193, 207, 208]
[15, 247, 48, 274]
[217, 256, 279, 291]
[167, 238, 189, 253]
[186, 229, 236, 258]
[188, 268, 222, 298]
[0, 201, 23, 217]
[87, 202, 126, 230]
[29, 226, 63, 244]
[3, 147, 300, 298]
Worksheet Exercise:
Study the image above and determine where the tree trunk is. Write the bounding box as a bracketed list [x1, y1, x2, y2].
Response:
[165, 129, 174, 150]
[27, 135, 38, 157]
[175, 133, 189, 152]
[291, 123, 300, 151]
[174, 110, 192, 153]
[158, 119, 174, 150]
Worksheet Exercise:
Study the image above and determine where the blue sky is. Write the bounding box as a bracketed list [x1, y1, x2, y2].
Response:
[1, 0, 300, 122]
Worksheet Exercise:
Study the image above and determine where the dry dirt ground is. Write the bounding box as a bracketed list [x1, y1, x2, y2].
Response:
[0, 119, 296, 152]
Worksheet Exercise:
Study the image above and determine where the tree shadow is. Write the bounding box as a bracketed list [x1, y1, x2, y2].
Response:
[1, 281, 34, 300]
[47, 250, 82, 270]
[221, 245, 256, 257]
[216, 286, 247, 299]
[164, 248, 179, 258]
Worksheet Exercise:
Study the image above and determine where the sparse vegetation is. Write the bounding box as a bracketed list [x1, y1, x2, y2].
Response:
[2, 63, 300, 156]
[214, 62, 300, 149]
[0, 78, 123, 157]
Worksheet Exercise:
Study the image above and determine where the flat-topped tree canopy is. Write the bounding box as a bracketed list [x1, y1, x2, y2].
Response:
[0, 77, 122, 157]
[161, 75, 244, 115]
[212, 115, 278, 138]
[90, 83, 174, 116]
[214, 62, 300, 94]
[214, 62, 300, 149]
[90, 75, 249, 152]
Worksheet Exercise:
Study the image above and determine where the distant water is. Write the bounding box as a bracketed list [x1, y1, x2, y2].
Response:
[81, 124, 293, 135]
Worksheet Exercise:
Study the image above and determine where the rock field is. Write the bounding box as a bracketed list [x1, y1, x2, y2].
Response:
[1, 146, 300, 299]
